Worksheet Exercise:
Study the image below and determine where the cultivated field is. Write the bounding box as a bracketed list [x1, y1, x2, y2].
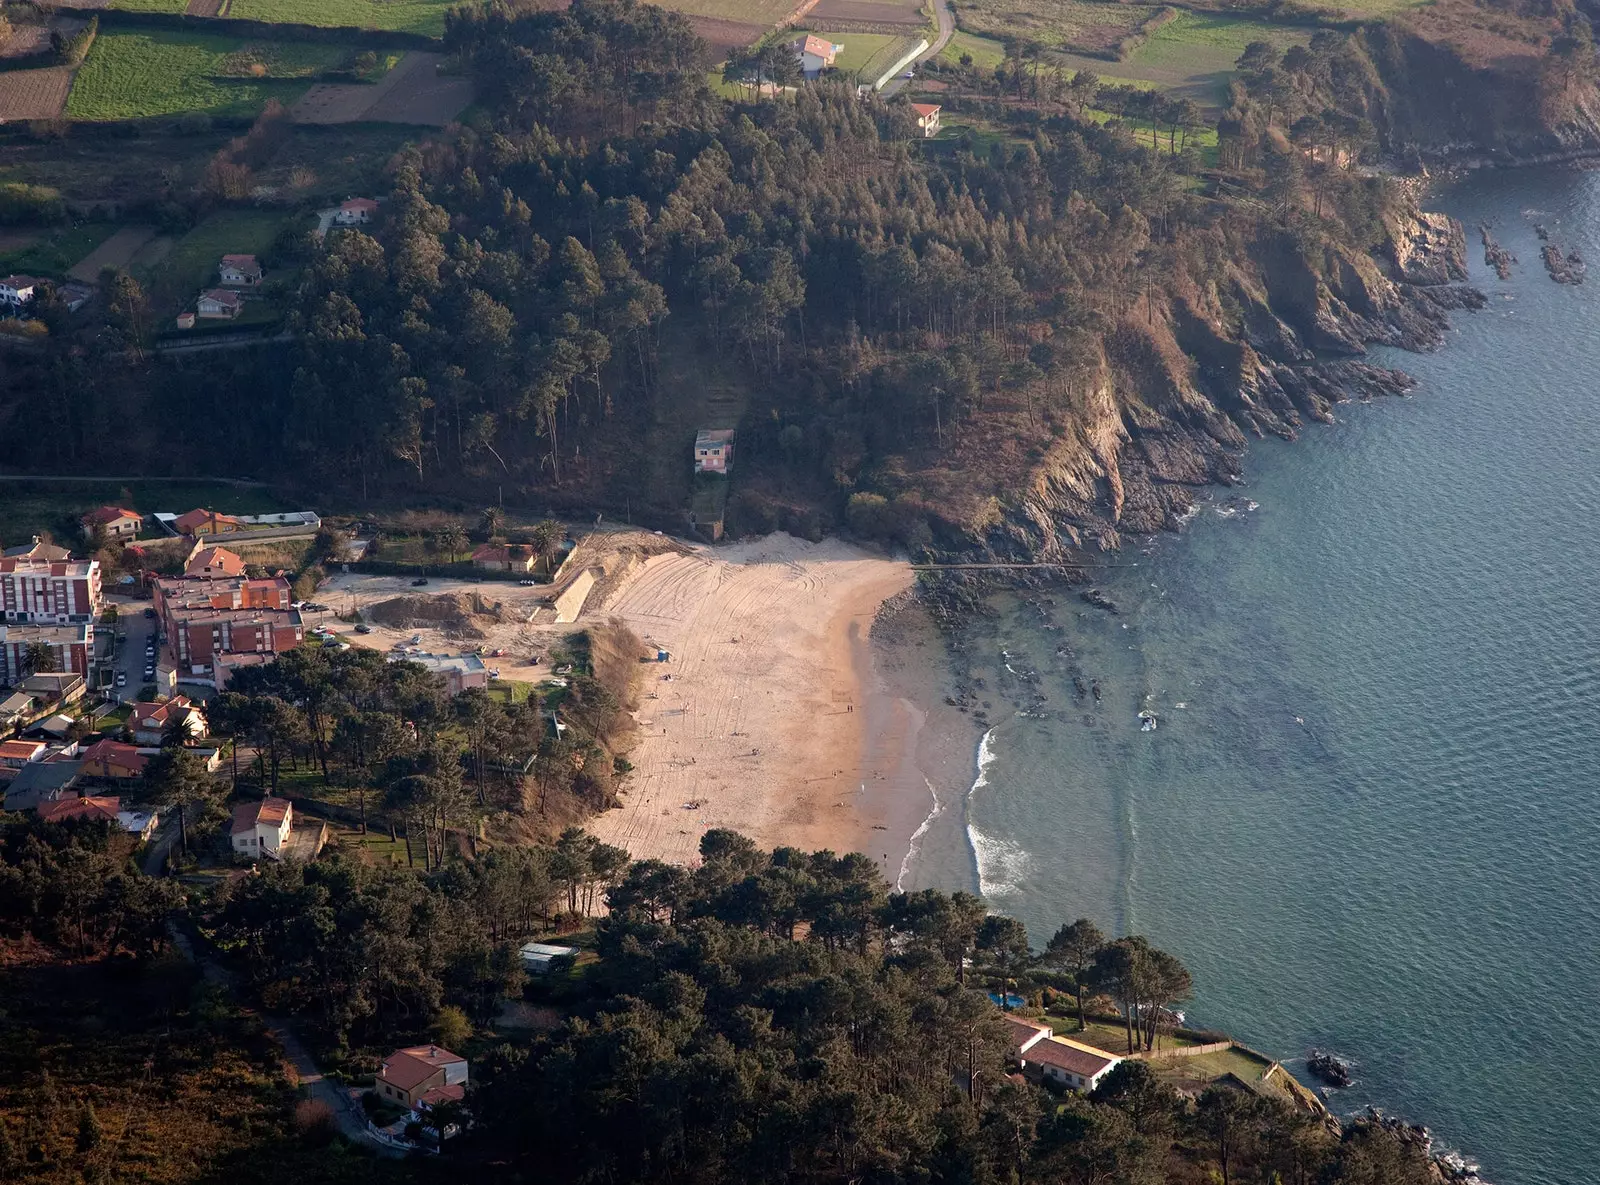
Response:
[67, 224, 159, 282]
[0, 65, 75, 119]
[808, 0, 927, 26]
[66, 29, 347, 119]
[1050, 10, 1308, 105]
[291, 50, 473, 125]
[0, 221, 117, 276]
[224, 0, 462, 34]
[685, 15, 771, 50]
[955, 0, 1158, 55]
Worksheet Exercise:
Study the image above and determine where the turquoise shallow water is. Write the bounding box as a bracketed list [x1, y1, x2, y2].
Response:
[928, 167, 1600, 1185]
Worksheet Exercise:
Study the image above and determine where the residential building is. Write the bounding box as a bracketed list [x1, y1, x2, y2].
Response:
[0, 557, 102, 622]
[793, 33, 842, 78]
[0, 690, 35, 728]
[470, 544, 535, 573]
[154, 569, 301, 677]
[336, 197, 378, 225]
[173, 508, 247, 537]
[1012, 1027, 1122, 1093]
[3, 759, 83, 811]
[0, 274, 38, 310]
[0, 622, 95, 686]
[910, 102, 942, 138]
[3, 537, 72, 562]
[395, 651, 488, 697]
[129, 696, 206, 746]
[39, 795, 122, 825]
[78, 739, 150, 782]
[231, 796, 293, 858]
[375, 1046, 468, 1111]
[185, 545, 247, 579]
[219, 254, 264, 286]
[118, 807, 160, 841]
[197, 289, 243, 319]
[236, 511, 322, 531]
[80, 506, 142, 541]
[0, 738, 47, 778]
[20, 672, 85, 706]
[694, 428, 735, 474]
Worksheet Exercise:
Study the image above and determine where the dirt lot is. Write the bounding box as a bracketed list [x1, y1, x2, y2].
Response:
[290, 51, 474, 126]
[67, 224, 157, 282]
[0, 66, 75, 120]
[688, 15, 770, 49]
[807, 0, 927, 24]
[186, 0, 225, 14]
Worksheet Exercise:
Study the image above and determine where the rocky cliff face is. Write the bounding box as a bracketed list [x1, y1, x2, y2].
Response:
[970, 207, 1481, 560]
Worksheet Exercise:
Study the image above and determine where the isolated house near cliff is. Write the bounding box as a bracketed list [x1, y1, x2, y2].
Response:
[694, 429, 734, 474]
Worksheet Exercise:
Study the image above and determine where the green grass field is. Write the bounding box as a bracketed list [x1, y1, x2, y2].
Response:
[66, 30, 347, 120]
[108, 0, 190, 10]
[821, 32, 900, 76]
[224, 0, 457, 35]
[937, 30, 1007, 69]
[1082, 104, 1220, 164]
[136, 208, 291, 313]
[651, 0, 803, 25]
[956, 0, 1159, 54]
[856, 33, 922, 83]
[0, 221, 118, 277]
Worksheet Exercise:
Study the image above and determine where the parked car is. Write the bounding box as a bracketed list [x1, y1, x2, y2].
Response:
[142, 608, 155, 619]
[355, 623, 373, 634]
[411, 577, 429, 586]
[409, 634, 422, 645]
[115, 673, 127, 687]
[519, 578, 538, 586]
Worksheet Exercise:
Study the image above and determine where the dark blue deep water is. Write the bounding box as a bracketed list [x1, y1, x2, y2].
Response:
[939, 167, 1600, 1184]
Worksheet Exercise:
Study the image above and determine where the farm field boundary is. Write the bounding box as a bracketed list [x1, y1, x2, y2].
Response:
[93, 7, 440, 50]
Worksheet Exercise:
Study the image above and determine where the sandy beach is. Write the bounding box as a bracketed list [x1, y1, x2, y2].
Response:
[588, 533, 924, 872]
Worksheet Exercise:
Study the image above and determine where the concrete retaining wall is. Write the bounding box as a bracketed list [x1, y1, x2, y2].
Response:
[553, 569, 595, 624]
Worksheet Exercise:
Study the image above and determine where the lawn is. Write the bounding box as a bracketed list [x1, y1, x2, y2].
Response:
[855, 33, 922, 83]
[813, 31, 901, 76]
[225, 0, 459, 35]
[66, 29, 347, 120]
[107, 0, 191, 10]
[1082, 105, 1220, 164]
[137, 207, 291, 312]
[956, 0, 1160, 54]
[649, 0, 801, 23]
[937, 30, 1007, 69]
[0, 478, 293, 546]
[0, 220, 118, 277]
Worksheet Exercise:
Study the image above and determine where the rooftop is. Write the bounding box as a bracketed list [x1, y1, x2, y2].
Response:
[0, 621, 92, 645]
[911, 102, 941, 117]
[1023, 1036, 1119, 1078]
[81, 506, 140, 526]
[232, 796, 292, 834]
[39, 795, 121, 824]
[185, 546, 247, 577]
[380, 1045, 465, 1092]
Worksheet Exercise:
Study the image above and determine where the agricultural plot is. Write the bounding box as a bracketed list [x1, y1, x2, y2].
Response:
[67, 224, 159, 282]
[0, 66, 75, 120]
[807, 0, 928, 27]
[955, 0, 1159, 55]
[0, 222, 118, 277]
[291, 50, 473, 125]
[936, 30, 1006, 68]
[65, 29, 349, 119]
[1050, 11, 1308, 107]
[224, 0, 458, 35]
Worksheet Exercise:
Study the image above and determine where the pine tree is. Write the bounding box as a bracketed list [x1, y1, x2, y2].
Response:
[76, 1102, 103, 1153]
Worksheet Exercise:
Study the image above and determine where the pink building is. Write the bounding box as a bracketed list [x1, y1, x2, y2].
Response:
[0, 558, 101, 623]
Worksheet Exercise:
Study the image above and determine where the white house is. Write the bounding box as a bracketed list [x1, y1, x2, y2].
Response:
[197, 289, 243, 320]
[694, 428, 735, 474]
[231, 796, 292, 858]
[1011, 1022, 1122, 1093]
[219, 254, 263, 286]
[0, 274, 38, 310]
[793, 33, 842, 79]
[910, 102, 942, 138]
[336, 198, 379, 225]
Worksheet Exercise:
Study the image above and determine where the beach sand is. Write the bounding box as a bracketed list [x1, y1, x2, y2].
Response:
[589, 533, 925, 870]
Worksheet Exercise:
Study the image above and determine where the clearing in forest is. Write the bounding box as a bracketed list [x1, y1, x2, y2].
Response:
[65, 29, 349, 119]
[291, 50, 473, 125]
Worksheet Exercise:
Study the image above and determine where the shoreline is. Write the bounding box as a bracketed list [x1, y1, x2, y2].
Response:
[587, 533, 917, 867]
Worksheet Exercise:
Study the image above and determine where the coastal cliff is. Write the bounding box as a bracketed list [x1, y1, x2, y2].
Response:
[966, 207, 1479, 560]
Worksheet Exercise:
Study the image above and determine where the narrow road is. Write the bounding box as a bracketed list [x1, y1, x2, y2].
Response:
[880, 0, 954, 97]
[167, 925, 401, 1155]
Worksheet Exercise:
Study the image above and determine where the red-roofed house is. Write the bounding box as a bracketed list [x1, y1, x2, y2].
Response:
[231, 796, 293, 858]
[81, 507, 142, 542]
[78, 739, 151, 782]
[336, 198, 379, 225]
[376, 1046, 469, 1110]
[470, 543, 535, 573]
[174, 509, 246, 537]
[793, 33, 842, 77]
[1016, 1034, 1121, 1093]
[185, 545, 246, 579]
[39, 795, 122, 824]
[197, 289, 243, 320]
[0, 738, 47, 778]
[910, 102, 941, 138]
[1003, 1015, 1054, 1056]
[219, 254, 263, 286]
[129, 696, 207, 745]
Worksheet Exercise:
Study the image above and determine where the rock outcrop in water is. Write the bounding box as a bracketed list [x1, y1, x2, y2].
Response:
[940, 206, 1482, 560]
[1479, 225, 1515, 280]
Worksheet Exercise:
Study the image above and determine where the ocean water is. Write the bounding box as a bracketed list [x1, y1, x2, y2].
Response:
[920, 167, 1600, 1185]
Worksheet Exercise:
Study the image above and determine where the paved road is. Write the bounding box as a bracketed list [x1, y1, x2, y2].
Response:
[108, 607, 158, 703]
[880, 0, 955, 97]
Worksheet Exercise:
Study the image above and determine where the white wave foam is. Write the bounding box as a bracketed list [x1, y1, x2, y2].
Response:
[965, 728, 1031, 899]
[895, 776, 941, 892]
